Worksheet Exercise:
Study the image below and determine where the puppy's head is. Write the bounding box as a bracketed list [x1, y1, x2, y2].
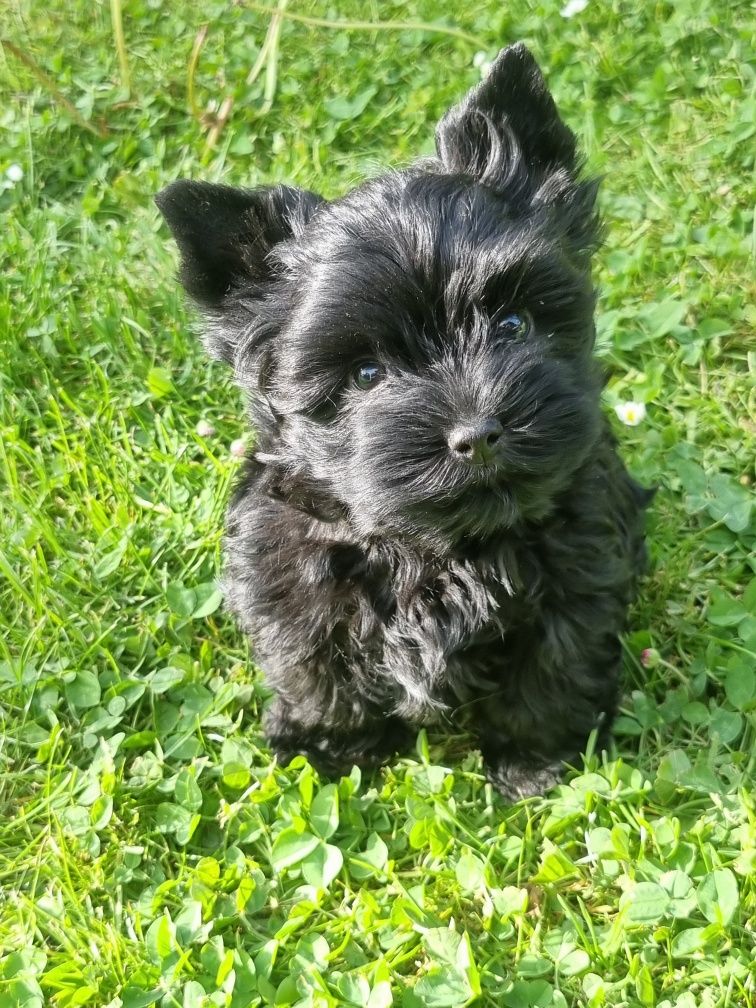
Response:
[158, 44, 603, 548]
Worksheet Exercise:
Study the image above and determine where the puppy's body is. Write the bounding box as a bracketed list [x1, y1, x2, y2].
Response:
[157, 45, 650, 799]
[226, 433, 646, 797]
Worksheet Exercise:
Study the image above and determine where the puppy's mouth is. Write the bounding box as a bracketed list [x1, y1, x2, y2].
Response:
[463, 465, 507, 487]
[440, 469, 511, 506]
[402, 476, 519, 540]
[433, 453, 516, 497]
[395, 454, 575, 542]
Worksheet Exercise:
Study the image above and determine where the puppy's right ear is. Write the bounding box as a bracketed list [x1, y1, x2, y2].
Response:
[156, 180, 323, 362]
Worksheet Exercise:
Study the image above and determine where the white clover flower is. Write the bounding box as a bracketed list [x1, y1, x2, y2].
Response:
[5, 164, 23, 183]
[195, 419, 215, 437]
[614, 401, 647, 426]
[229, 437, 247, 458]
[561, 0, 589, 17]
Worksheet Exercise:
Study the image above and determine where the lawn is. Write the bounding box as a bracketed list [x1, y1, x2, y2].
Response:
[0, 1, 754, 1006]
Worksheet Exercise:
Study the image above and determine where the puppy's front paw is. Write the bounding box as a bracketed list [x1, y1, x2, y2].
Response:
[264, 703, 413, 778]
[485, 756, 563, 802]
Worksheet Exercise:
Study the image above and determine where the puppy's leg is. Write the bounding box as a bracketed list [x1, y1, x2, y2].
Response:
[476, 623, 620, 801]
[223, 490, 413, 776]
[264, 694, 413, 777]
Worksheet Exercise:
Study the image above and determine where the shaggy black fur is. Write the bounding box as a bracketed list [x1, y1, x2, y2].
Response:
[156, 43, 651, 800]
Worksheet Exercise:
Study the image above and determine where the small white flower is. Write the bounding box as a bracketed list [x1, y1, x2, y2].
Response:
[614, 401, 647, 426]
[561, 0, 589, 17]
[195, 419, 215, 437]
[229, 437, 247, 458]
[5, 163, 23, 183]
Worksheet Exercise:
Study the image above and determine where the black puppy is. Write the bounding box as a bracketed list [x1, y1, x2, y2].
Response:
[157, 44, 650, 800]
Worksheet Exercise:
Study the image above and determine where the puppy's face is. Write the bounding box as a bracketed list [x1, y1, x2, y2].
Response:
[158, 45, 603, 547]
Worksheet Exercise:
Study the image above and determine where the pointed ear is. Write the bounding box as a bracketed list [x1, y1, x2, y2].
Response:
[156, 180, 323, 359]
[435, 43, 578, 193]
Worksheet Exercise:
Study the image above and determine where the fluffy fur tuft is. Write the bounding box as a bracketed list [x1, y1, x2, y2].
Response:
[156, 44, 651, 800]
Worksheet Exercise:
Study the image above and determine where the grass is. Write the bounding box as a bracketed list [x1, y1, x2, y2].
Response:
[0, 0, 754, 1005]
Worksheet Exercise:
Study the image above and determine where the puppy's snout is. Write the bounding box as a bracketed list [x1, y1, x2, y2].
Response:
[448, 417, 503, 465]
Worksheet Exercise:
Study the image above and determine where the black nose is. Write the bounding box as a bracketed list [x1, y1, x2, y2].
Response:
[448, 417, 504, 464]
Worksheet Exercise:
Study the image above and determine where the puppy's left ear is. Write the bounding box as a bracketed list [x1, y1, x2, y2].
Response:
[156, 180, 323, 362]
[436, 43, 578, 193]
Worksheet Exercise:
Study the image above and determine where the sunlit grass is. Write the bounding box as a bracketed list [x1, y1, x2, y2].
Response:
[1, 1, 754, 1005]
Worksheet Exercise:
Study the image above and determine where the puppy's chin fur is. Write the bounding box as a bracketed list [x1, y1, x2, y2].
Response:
[156, 43, 652, 801]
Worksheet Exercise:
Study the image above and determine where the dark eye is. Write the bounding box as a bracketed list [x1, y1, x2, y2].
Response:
[353, 362, 385, 390]
[496, 310, 532, 339]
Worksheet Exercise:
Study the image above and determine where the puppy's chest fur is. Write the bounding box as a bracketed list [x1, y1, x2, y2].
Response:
[362, 538, 532, 720]
[224, 446, 642, 725]
[229, 511, 523, 720]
